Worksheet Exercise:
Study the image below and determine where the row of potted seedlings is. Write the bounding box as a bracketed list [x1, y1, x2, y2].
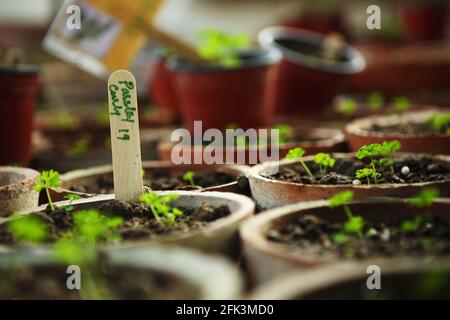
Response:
[1, 128, 449, 298]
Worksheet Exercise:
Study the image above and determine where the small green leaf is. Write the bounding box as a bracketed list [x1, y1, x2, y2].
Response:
[401, 216, 423, 233]
[332, 232, 350, 245]
[285, 147, 306, 160]
[408, 188, 439, 208]
[329, 191, 354, 208]
[8, 215, 47, 243]
[344, 215, 365, 235]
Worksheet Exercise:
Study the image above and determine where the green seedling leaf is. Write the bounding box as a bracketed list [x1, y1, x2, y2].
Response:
[314, 153, 335, 176]
[367, 92, 384, 110]
[67, 138, 88, 157]
[73, 210, 123, 244]
[344, 215, 365, 235]
[8, 215, 47, 244]
[427, 113, 450, 134]
[273, 123, 293, 144]
[355, 168, 380, 184]
[393, 96, 411, 112]
[140, 192, 184, 224]
[34, 170, 61, 212]
[329, 191, 354, 208]
[338, 98, 357, 116]
[183, 171, 196, 186]
[408, 187, 439, 208]
[332, 232, 350, 245]
[285, 147, 314, 179]
[401, 216, 423, 233]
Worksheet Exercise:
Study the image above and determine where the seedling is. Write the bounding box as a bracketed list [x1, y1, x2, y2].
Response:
[392, 96, 411, 113]
[427, 113, 450, 134]
[140, 192, 184, 224]
[367, 91, 384, 110]
[355, 168, 380, 185]
[183, 171, 196, 186]
[62, 193, 82, 212]
[329, 191, 365, 237]
[273, 123, 293, 144]
[197, 29, 250, 68]
[313, 153, 335, 176]
[356, 140, 401, 182]
[72, 209, 124, 244]
[8, 215, 47, 244]
[285, 147, 314, 179]
[34, 170, 61, 212]
[401, 188, 439, 234]
[338, 98, 357, 116]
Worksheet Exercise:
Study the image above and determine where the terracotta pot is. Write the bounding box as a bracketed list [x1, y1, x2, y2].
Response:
[56, 161, 250, 202]
[248, 153, 450, 209]
[167, 48, 281, 132]
[158, 127, 347, 165]
[400, 1, 448, 41]
[149, 55, 178, 118]
[241, 198, 450, 284]
[0, 166, 40, 217]
[0, 66, 38, 166]
[332, 94, 437, 120]
[249, 257, 450, 299]
[345, 109, 450, 154]
[258, 27, 365, 118]
[5, 191, 255, 257]
[0, 245, 243, 299]
[346, 43, 450, 93]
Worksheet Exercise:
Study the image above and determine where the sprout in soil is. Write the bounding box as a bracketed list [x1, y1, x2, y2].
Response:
[183, 171, 196, 186]
[62, 193, 82, 212]
[367, 91, 384, 110]
[285, 147, 314, 179]
[8, 215, 47, 244]
[355, 168, 380, 185]
[196, 29, 250, 68]
[329, 191, 365, 237]
[356, 140, 401, 182]
[427, 112, 450, 134]
[140, 192, 184, 224]
[338, 98, 357, 116]
[401, 187, 439, 234]
[34, 170, 61, 212]
[392, 96, 411, 113]
[313, 153, 336, 176]
[272, 123, 293, 144]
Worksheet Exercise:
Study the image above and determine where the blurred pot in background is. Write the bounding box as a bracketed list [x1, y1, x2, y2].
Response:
[149, 52, 179, 120]
[167, 48, 281, 132]
[0, 65, 38, 166]
[400, 0, 448, 41]
[259, 27, 365, 119]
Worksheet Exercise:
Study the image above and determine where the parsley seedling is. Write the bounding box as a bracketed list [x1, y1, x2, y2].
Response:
[355, 167, 380, 185]
[401, 188, 439, 234]
[338, 98, 357, 116]
[427, 113, 450, 134]
[273, 123, 293, 144]
[367, 91, 384, 110]
[140, 192, 184, 224]
[285, 147, 314, 179]
[393, 96, 411, 113]
[313, 153, 336, 176]
[34, 170, 61, 212]
[329, 191, 365, 237]
[197, 29, 250, 68]
[183, 171, 196, 186]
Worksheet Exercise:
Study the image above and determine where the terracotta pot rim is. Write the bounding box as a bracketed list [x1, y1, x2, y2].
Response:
[167, 47, 282, 74]
[159, 127, 345, 153]
[249, 152, 450, 190]
[3, 191, 255, 244]
[0, 244, 243, 300]
[0, 167, 40, 191]
[241, 198, 450, 268]
[345, 108, 450, 139]
[249, 256, 450, 299]
[258, 26, 366, 75]
[59, 161, 250, 195]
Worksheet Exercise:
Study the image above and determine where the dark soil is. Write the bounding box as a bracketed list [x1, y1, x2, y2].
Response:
[0, 200, 231, 245]
[269, 156, 450, 185]
[70, 169, 236, 194]
[371, 121, 448, 135]
[267, 214, 450, 260]
[0, 265, 199, 299]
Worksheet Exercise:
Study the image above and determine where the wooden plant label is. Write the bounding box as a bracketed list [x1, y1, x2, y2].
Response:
[107, 69, 143, 202]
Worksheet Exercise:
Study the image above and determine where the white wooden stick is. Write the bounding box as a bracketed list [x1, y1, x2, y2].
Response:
[107, 69, 143, 202]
